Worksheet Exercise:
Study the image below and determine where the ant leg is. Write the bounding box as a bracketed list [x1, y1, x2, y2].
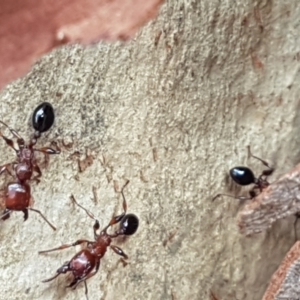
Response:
[68, 260, 100, 293]
[247, 146, 274, 177]
[71, 195, 100, 237]
[210, 291, 219, 300]
[247, 146, 271, 168]
[34, 146, 61, 155]
[31, 164, 42, 184]
[212, 193, 253, 202]
[1, 208, 11, 220]
[42, 272, 61, 283]
[103, 180, 130, 232]
[294, 213, 300, 241]
[258, 167, 275, 178]
[0, 120, 25, 150]
[38, 239, 92, 254]
[0, 132, 18, 152]
[42, 261, 70, 283]
[110, 245, 128, 259]
[249, 189, 257, 198]
[34, 146, 61, 167]
[33, 143, 61, 155]
[29, 208, 56, 231]
[84, 281, 89, 300]
[0, 163, 14, 177]
[92, 221, 100, 239]
[71, 195, 97, 220]
[120, 180, 129, 214]
[23, 209, 29, 221]
[0, 120, 23, 139]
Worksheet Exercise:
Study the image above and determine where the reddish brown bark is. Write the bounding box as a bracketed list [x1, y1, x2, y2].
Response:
[262, 241, 300, 300]
[0, 0, 164, 90]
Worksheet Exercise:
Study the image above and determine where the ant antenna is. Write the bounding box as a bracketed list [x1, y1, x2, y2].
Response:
[71, 195, 99, 222]
[247, 145, 272, 169]
[71, 195, 100, 238]
[103, 180, 130, 233]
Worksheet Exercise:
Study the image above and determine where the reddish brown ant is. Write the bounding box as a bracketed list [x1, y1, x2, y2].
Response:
[39, 180, 139, 299]
[212, 146, 274, 201]
[0, 102, 60, 230]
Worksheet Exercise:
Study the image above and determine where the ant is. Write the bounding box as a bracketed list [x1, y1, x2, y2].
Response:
[0, 102, 60, 230]
[39, 180, 139, 300]
[212, 146, 274, 201]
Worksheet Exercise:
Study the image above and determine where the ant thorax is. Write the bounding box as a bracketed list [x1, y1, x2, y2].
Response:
[88, 234, 112, 258]
[15, 161, 32, 182]
[96, 233, 112, 246]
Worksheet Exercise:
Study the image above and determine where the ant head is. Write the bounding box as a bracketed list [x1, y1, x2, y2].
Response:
[229, 166, 256, 186]
[32, 102, 55, 133]
[119, 214, 139, 235]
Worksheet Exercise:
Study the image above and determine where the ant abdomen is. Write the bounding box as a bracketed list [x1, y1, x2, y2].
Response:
[229, 166, 255, 186]
[5, 182, 31, 212]
[32, 102, 55, 133]
[120, 214, 139, 235]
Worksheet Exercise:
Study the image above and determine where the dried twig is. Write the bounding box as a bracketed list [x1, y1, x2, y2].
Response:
[238, 163, 300, 236]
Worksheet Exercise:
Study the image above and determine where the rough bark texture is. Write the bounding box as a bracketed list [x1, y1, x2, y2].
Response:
[0, 1, 300, 300]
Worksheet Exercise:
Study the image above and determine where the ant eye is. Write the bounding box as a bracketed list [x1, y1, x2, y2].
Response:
[120, 214, 139, 235]
[230, 166, 255, 186]
[32, 102, 55, 133]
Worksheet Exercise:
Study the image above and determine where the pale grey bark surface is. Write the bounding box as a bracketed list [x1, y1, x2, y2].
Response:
[1, 1, 300, 300]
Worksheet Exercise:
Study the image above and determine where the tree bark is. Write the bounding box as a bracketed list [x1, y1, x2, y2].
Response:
[0, 1, 299, 300]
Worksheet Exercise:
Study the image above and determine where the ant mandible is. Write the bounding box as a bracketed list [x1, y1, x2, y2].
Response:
[39, 180, 139, 299]
[212, 146, 274, 201]
[0, 102, 60, 230]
